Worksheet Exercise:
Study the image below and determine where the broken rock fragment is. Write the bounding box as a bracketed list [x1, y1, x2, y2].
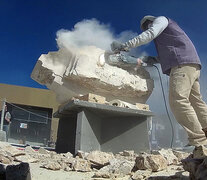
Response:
[172, 150, 190, 162]
[122, 150, 135, 157]
[24, 146, 36, 154]
[72, 158, 91, 172]
[60, 162, 72, 172]
[99, 158, 135, 176]
[131, 170, 151, 180]
[93, 172, 112, 179]
[38, 147, 50, 155]
[76, 150, 89, 159]
[152, 149, 178, 165]
[62, 152, 73, 159]
[30, 153, 50, 164]
[86, 150, 114, 167]
[0, 142, 25, 157]
[115, 151, 136, 162]
[135, 153, 168, 172]
[41, 161, 61, 171]
[14, 154, 38, 163]
[0, 154, 12, 164]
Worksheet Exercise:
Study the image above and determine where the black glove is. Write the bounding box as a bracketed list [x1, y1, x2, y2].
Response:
[140, 56, 159, 66]
[110, 41, 130, 53]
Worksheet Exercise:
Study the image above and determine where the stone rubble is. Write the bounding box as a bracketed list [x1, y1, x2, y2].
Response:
[0, 142, 25, 157]
[0, 142, 196, 179]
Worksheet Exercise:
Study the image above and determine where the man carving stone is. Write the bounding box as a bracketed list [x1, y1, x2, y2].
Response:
[111, 15, 207, 146]
[0, 104, 11, 141]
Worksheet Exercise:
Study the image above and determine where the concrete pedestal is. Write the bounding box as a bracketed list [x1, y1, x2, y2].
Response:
[54, 100, 153, 154]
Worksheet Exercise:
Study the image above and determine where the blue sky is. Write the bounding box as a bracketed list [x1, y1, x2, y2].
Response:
[1, 0, 207, 89]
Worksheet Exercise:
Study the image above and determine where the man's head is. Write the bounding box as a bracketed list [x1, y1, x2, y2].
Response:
[140, 15, 156, 30]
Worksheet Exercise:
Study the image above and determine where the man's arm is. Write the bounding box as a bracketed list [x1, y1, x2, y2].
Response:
[124, 16, 169, 48]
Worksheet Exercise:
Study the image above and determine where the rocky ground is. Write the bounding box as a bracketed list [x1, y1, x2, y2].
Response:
[0, 142, 207, 180]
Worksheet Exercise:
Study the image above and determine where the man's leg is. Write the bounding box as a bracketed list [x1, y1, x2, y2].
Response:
[169, 64, 207, 146]
[189, 73, 207, 136]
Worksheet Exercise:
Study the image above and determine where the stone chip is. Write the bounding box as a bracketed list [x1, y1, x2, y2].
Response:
[14, 154, 38, 163]
[135, 153, 168, 172]
[152, 149, 178, 165]
[72, 158, 91, 172]
[86, 150, 114, 167]
[99, 158, 135, 176]
[41, 161, 61, 171]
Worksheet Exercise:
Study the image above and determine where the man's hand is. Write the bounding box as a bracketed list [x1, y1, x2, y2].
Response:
[5, 118, 10, 123]
[134, 58, 143, 71]
[137, 58, 143, 66]
[111, 41, 130, 53]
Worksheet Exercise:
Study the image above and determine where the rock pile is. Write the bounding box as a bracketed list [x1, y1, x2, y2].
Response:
[0, 142, 191, 180]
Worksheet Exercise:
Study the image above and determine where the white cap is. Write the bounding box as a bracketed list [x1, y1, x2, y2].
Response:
[140, 15, 156, 30]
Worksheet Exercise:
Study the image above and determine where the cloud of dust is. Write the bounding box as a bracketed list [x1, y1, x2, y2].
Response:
[56, 18, 145, 56]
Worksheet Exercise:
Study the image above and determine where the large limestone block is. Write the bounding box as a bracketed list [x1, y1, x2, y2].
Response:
[31, 46, 154, 104]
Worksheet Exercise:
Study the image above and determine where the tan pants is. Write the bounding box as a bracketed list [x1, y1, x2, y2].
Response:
[169, 64, 207, 146]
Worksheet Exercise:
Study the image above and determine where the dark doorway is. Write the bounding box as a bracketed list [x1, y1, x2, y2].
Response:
[9, 103, 52, 146]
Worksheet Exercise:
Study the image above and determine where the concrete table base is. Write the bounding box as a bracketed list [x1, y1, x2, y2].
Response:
[54, 100, 153, 154]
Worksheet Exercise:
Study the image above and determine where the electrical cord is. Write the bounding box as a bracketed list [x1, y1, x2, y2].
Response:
[151, 64, 174, 149]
